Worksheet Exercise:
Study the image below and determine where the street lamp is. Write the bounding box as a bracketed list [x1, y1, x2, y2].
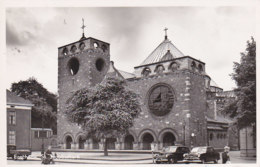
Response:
[191, 133, 195, 148]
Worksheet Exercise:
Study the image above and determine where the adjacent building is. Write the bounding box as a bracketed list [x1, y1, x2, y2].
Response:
[6, 90, 33, 150]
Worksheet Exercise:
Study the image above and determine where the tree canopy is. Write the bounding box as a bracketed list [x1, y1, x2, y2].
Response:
[11, 77, 57, 134]
[222, 37, 256, 130]
[65, 77, 141, 155]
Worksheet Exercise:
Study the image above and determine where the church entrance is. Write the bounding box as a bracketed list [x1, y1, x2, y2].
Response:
[78, 136, 86, 149]
[142, 133, 154, 150]
[106, 138, 116, 150]
[124, 135, 134, 150]
[65, 136, 73, 149]
[163, 132, 176, 147]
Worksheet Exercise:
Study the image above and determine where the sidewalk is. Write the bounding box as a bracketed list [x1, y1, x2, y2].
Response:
[26, 150, 256, 164]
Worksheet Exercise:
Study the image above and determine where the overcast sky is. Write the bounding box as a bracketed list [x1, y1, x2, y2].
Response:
[6, 7, 256, 93]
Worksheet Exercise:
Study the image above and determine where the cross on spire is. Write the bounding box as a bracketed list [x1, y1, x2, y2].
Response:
[81, 18, 86, 38]
[164, 27, 168, 40]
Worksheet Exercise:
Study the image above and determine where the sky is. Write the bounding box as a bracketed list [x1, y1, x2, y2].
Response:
[5, 6, 256, 93]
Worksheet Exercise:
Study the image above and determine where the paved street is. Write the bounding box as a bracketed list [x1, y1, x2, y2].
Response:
[7, 151, 256, 165]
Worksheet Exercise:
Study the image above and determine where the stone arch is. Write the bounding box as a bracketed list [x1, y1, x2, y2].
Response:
[70, 45, 77, 53]
[142, 67, 151, 77]
[138, 129, 158, 143]
[169, 62, 179, 71]
[63, 133, 74, 149]
[123, 129, 137, 142]
[75, 132, 86, 149]
[158, 128, 179, 143]
[198, 64, 203, 73]
[154, 64, 165, 74]
[191, 61, 197, 70]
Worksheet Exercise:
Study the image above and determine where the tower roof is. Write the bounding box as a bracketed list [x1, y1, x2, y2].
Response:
[139, 37, 185, 66]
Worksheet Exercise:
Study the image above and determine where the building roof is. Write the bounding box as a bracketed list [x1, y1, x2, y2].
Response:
[139, 37, 185, 66]
[118, 70, 136, 79]
[6, 89, 33, 106]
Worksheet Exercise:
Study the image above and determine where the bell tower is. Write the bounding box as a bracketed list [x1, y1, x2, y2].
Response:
[57, 20, 110, 149]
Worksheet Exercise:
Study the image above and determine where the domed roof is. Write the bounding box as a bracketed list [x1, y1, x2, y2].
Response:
[139, 37, 185, 66]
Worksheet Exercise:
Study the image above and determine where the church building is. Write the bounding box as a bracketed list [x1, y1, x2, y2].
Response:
[57, 26, 238, 151]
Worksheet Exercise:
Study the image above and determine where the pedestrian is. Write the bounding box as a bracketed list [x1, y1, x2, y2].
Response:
[222, 146, 230, 164]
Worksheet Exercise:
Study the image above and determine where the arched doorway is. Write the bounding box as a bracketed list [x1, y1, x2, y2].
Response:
[106, 138, 116, 150]
[142, 133, 154, 150]
[78, 136, 86, 149]
[124, 135, 134, 150]
[65, 136, 73, 149]
[163, 132, 176, 147]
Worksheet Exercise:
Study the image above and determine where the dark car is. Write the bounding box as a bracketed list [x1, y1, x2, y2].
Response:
[183, 146, 220, 164]
[154, 146, 190, 164]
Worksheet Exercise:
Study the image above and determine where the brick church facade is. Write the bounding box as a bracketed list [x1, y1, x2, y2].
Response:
[57, 29, 238, 151]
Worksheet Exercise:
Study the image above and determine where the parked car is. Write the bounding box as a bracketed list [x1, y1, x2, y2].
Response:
[183, 146, 220, 164]
[7, 144, 31, 160]
[154, 146, 190, 164]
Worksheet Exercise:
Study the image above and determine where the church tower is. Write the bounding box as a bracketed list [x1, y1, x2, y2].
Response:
[57, 20, 110, 149]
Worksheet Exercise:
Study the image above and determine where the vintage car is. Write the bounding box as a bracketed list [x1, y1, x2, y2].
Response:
[154, 146, 190, 164]
[183, 146, 220, 164]
[7, 145, 31, 160]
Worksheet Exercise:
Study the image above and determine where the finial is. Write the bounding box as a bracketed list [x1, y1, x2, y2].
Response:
[81, 18, 86, 38]
[164, 27, 168, 40]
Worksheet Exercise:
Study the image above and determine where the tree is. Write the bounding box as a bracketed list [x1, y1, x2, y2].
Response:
[11, 77, 57, 134]
[222, 37, 256, 139]
[65, 77, 141, 156]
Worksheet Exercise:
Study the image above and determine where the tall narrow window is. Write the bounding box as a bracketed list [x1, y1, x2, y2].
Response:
[9, 111, 16, 125]
[9, 131, 16, 145]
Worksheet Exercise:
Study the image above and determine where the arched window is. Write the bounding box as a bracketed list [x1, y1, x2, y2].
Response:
[101, 44, 107, 52]
[68, 58, 80, 75]
[169, 62, 179, 72]
[94, 42, 99, 48]
[70, 45, 77, 53]
[155, 65, 165, 74]
[198, 64, 203, 73]
[79, 42, 85, 50]
[142, 67, 151, 77]
[63, 48, 68, 55]
[191, 61, 196, 71]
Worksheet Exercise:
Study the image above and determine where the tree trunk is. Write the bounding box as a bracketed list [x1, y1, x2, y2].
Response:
[104, 138, 108, 156]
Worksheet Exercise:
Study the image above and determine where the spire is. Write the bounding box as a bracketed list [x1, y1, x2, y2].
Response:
[164, 27, 168, 40]
[80, 18, 86, 40]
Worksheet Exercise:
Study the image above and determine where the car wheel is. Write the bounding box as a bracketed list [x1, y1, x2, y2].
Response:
[156, 161, 161, 164]
[23, 155, 27, 160]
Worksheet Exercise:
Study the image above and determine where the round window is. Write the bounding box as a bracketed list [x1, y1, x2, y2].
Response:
[148, 84, 174, 116]
[95, 58, 105, 72]
[68, 58, 79, 75]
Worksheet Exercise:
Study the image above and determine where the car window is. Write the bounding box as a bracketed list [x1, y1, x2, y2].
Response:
[191, 147, 207, 153]
[165, 146, 177, 152]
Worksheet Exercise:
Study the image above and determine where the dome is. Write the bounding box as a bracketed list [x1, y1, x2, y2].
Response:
[139, 38, 185, 66]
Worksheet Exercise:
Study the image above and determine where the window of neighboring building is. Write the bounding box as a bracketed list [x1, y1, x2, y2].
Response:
[9, 111, 16, 125]
[9, 131, 15, 145]
[34, 130, 52, 138]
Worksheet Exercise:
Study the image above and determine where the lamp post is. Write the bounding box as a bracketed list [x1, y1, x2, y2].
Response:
[191, 133, 195, 148]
